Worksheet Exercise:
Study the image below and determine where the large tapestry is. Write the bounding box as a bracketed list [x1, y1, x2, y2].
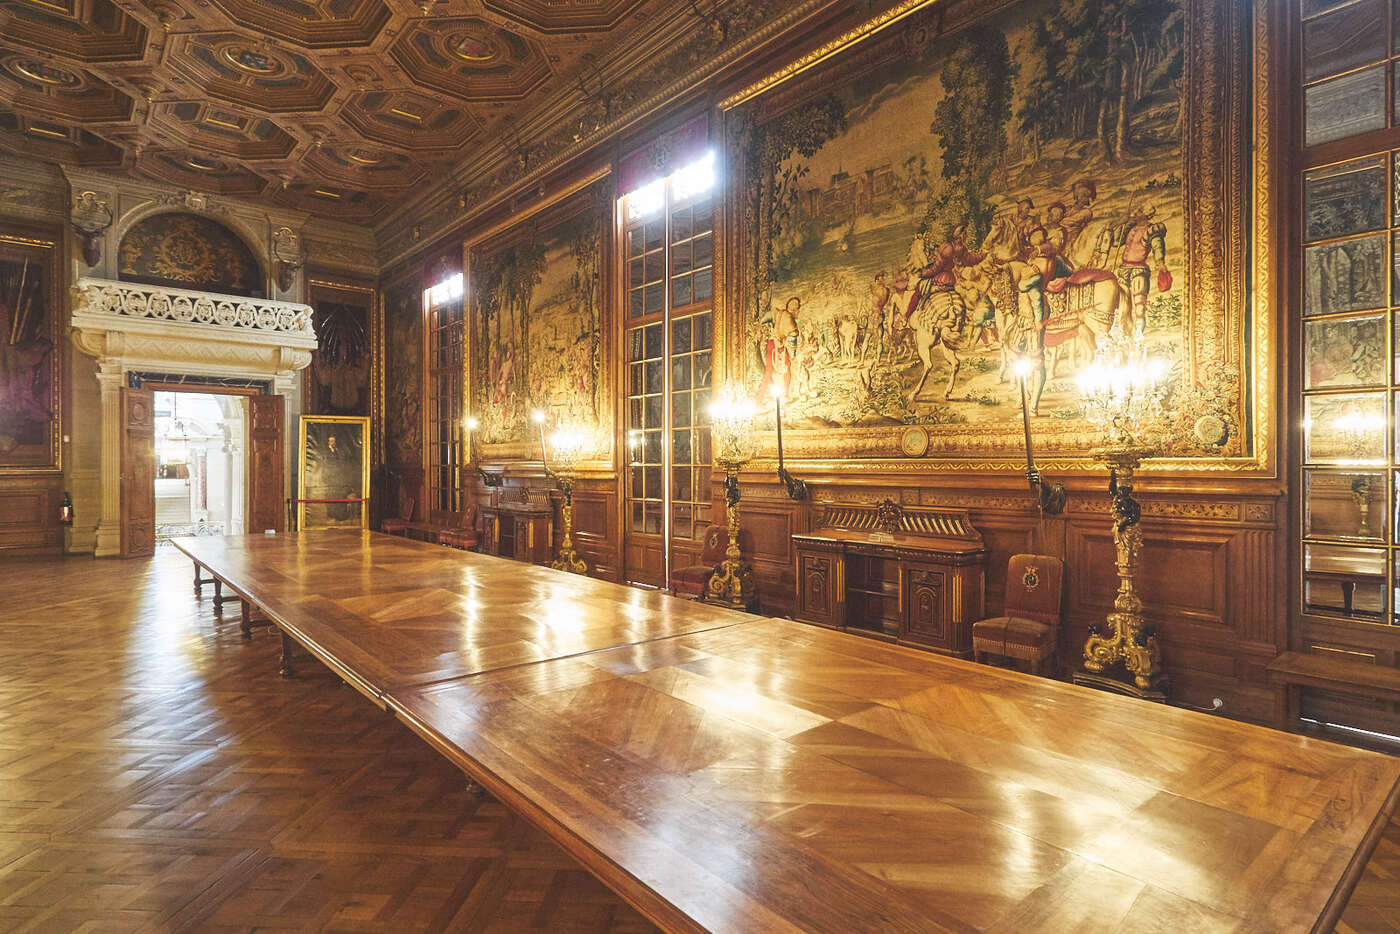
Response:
[731, 0, 1254, 463]
[0, 237, 58, 471]
[305, 288, 373, 417]
[468, 179, 606, 451]
[118, 212, 264, 298]
[383, 273, 423, 467]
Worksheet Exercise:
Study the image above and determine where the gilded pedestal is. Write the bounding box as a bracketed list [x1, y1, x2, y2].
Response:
[1081, 442, 1164, 694]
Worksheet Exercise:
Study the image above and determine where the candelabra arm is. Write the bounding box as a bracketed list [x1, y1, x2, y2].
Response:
[779, 467, 809, 501]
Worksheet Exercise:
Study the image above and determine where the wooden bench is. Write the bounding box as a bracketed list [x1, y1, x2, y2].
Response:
[1267, 650, 1400, 731]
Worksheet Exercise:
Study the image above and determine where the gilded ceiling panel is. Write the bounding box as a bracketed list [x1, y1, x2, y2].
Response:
[0, 0, 727, 221]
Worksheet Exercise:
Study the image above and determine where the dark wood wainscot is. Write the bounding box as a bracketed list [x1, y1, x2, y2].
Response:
[481, 500, 553, 566]
[792, 501, 986, 656]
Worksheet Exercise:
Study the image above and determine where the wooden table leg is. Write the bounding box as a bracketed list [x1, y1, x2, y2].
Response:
[240, 600, 253, 641]
[279, 631, 296, 679]
[193, 562, 202, 595]
[213, 579, 227, 612]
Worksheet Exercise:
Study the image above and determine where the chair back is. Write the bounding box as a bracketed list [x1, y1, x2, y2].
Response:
[1003, 554, 1063, 625]
[699, 526, 753, 565]
[462, 503, 479, 527]
[397, 489, 415, 522]
[699, 525, 727, 564]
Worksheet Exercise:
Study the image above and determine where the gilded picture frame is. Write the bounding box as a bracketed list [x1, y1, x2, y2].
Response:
[0, 233, 61, 473]
[716, 0, 1274, 477]
[297, 414, 371, 531]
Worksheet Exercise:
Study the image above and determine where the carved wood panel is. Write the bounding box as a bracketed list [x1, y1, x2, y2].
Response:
[248, 394, 283, 533]
[796, 552, 835, 626]
[902, 566, 947, 648]
[120, 386, 155, 557]
[0, 476, 62, 552]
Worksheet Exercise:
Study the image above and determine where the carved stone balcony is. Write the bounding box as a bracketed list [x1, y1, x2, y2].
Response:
[70, 277, 317, 391]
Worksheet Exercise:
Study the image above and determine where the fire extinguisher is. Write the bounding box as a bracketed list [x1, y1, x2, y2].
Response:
[59, 492, 73, 526]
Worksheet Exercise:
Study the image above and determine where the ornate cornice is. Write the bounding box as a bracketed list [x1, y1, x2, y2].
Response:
[374, 0, 843, 268]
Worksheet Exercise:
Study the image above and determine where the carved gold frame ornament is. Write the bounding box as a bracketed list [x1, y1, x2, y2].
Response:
[461, 165, 615, 472]
[714, 0, 1276, 478]
[296, 414, 372, 532]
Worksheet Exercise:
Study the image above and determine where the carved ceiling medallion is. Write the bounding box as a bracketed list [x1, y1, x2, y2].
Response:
[7, 57, 82, 88]
[447, 31, 502, 64]
[217, 43, 286, 77]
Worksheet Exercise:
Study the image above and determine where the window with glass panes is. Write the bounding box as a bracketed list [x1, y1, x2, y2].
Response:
[426, 273, 464, 515]
[622, 153, 716, 586]
[1298, 0, 1400, 640]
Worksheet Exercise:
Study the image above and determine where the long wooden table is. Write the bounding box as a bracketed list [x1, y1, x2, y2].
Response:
[173, 531, 1400, 933]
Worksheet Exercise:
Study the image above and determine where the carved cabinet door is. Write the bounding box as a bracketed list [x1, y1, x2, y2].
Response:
[901, 565, 949, 649]
[796, 549, 838, 626]
[248, 395, 284, 533]
[119, 386, 156, 558]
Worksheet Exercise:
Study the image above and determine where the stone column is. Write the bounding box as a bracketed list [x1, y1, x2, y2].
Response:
[93, 360, 124, 557]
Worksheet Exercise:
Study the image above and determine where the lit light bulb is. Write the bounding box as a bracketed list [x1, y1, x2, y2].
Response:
[465, 416, 479, 431]
[532, 409, 546, 424]
[1012, 357, 1034, 379]
[769, 382, 785, 400]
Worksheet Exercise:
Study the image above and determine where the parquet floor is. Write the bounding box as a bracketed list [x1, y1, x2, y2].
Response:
[2, 550, 1399, 932]
[0, 550, 657, 933]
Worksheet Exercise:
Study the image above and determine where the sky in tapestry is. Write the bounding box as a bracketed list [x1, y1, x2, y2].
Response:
[746, 0, 1185, 430]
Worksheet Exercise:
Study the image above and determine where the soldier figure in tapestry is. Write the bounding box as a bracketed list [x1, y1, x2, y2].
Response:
[739, 0, 1217, 452]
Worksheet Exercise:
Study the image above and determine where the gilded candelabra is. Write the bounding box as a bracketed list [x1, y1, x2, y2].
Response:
[535, 411, 589, 575]
[706, 386, 758, 611]
[1076, 344, 1168, 694]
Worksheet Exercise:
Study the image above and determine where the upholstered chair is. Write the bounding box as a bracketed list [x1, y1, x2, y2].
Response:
[670, 526, 753, 600]
[438, 504, 481, 550]
[971, 554, 1065, 676]
[382, 488, 415, 535]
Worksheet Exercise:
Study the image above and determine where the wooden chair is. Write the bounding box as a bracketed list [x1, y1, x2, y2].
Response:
[972, 554, 1064, 676]
[382, 487, 414, 535]
[437, 505, 481, 551]
[671, 526, 753, 600]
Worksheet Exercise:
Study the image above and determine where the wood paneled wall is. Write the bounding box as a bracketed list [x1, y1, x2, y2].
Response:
[391, 0, 1287, 727]
[463, 467, 1285, 723]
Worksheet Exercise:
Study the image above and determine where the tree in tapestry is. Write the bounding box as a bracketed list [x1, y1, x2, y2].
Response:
[738, 0, 1235, 455]
[470, 184, 604, 446]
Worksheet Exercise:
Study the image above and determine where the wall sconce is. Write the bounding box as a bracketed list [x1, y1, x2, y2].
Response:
[463, 417, 502, 488]
[769, 383, 807, 501]
[70, 191, 113, 268]
[271, 226, 304, 293]
[1011, 357, 1065, 515]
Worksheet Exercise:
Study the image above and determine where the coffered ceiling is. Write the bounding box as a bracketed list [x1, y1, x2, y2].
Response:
[0, 0, 673, 224]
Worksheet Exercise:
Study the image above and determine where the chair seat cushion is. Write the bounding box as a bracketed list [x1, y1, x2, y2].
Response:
[672, 565, 716, 595]
[438, 529, 479, 548]
[972, 616, 1056, 659]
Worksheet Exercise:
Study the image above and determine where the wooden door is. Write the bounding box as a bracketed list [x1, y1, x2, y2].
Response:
[120, 386, 156, 557]
[248, 395, 283, 533]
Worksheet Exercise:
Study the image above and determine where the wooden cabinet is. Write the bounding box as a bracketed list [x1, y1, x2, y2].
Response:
[792, 501, 985, 657]
[481, 500, 553, 566]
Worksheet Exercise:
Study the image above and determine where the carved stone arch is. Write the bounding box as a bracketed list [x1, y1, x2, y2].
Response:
[115, 208, 268, 298]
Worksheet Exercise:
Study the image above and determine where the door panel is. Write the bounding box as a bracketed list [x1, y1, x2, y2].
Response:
[248, 395, 284, 533]
[120, 387, 155, 557]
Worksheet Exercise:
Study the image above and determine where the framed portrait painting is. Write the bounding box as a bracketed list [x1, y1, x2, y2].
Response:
[297, 415, 370, 531]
